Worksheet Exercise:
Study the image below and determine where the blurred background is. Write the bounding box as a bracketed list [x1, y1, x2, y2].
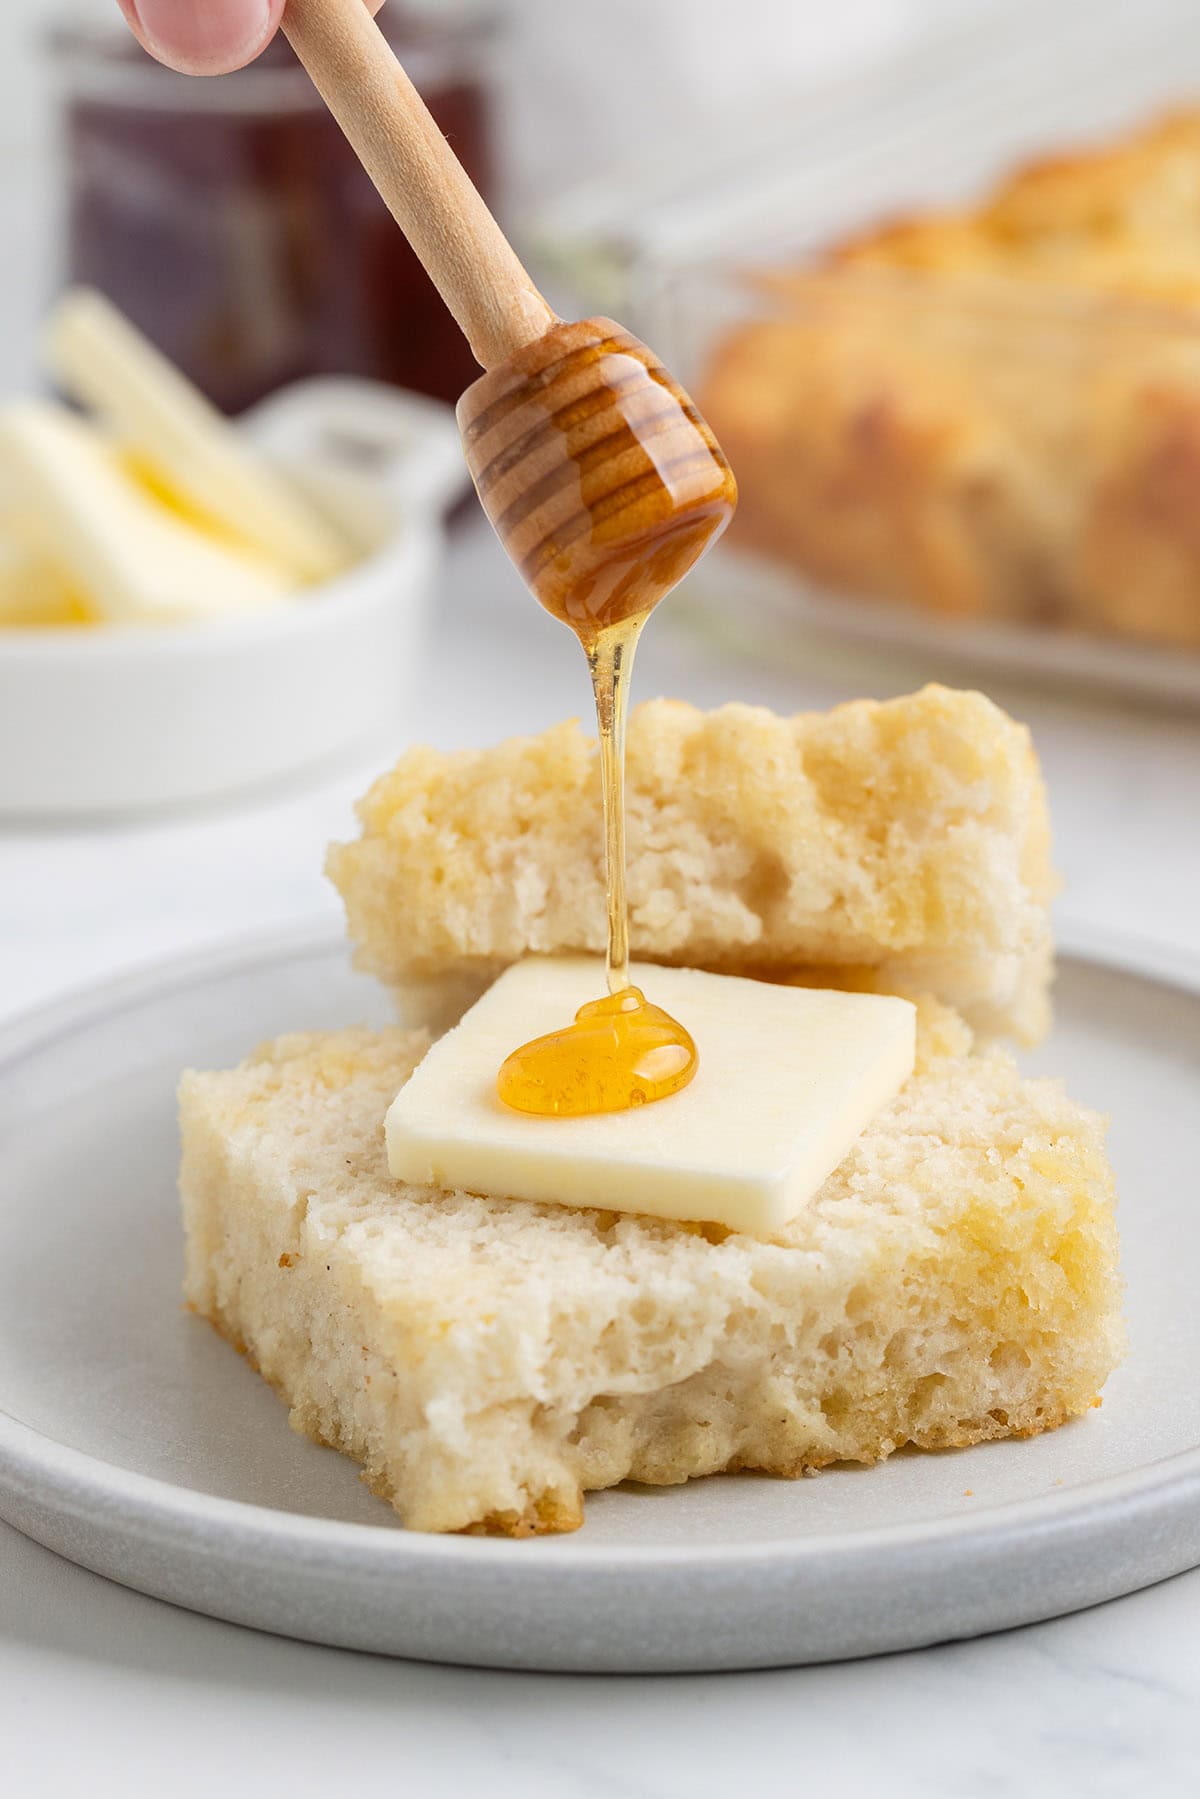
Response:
[0, 0, 1197, 1008]
[0, 0, 981, 390]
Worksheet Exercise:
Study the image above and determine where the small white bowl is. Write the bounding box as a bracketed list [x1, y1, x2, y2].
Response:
[0, 378, 467, 816]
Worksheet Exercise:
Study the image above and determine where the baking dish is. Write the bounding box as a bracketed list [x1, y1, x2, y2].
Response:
[535, 0, 1200, 701]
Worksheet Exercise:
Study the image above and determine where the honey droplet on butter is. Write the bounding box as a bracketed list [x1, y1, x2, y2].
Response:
[497, 986, 697, 1117]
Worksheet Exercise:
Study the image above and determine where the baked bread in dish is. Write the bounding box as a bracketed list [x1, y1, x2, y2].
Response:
[700, 110, 1200, 648]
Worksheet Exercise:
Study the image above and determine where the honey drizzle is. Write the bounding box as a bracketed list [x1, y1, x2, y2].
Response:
[497, 614, 697, 1117]
[587, 616, 642, 995]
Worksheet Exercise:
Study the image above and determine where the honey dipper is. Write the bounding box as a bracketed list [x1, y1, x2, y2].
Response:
[282, 0, 737, 635]
[283, 0, 736, 1116]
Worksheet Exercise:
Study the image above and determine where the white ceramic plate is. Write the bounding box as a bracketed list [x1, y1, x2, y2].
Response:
[0, 926, 1197, 1671]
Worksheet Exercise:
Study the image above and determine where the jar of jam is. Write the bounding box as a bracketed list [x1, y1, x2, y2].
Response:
[48, 5, 500, 413]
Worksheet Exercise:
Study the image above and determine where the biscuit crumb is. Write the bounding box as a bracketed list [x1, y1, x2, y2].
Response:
[179, 1017, 1123, 1535]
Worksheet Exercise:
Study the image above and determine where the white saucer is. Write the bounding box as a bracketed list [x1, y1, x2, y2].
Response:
[0, 926, 1197, 1671]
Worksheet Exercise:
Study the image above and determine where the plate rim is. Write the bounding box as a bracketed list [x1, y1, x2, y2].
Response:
[1, 917, 1198, 1581]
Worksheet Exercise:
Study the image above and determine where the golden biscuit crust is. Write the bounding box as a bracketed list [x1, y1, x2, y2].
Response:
[328, 686, 1055, 1045]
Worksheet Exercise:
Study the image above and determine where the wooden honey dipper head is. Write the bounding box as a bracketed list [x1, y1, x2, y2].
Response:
[280, 1, 736, 633]
[457, 318, 738, 637]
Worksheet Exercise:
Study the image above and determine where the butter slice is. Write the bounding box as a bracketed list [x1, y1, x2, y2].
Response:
[0, 402, 293, 624]
[386, 957, 916, 1236]
[43, 289, 348, 584]
[0, 529, 89, 626]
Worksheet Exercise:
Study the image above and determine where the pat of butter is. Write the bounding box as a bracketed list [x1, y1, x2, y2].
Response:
[386, 957, 916, 1236]
[0, 401, 293, 624]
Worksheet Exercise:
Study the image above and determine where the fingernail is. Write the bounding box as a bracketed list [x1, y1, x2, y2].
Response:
[133, 0, 274, 75]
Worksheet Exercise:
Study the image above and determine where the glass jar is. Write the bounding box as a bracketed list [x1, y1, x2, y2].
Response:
[49, 6, 500, 413]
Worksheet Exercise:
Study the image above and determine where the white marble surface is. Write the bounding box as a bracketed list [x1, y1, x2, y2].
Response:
[3, 521, 1200, 1795]
[4, 1517, 1200, 1798]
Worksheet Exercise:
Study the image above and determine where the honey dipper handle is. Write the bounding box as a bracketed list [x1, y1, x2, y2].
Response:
[282, 0, 556, 370]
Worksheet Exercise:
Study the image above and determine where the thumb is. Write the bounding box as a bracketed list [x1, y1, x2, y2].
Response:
[116, 0, 286, 75]
[117, 0, 388, 79]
